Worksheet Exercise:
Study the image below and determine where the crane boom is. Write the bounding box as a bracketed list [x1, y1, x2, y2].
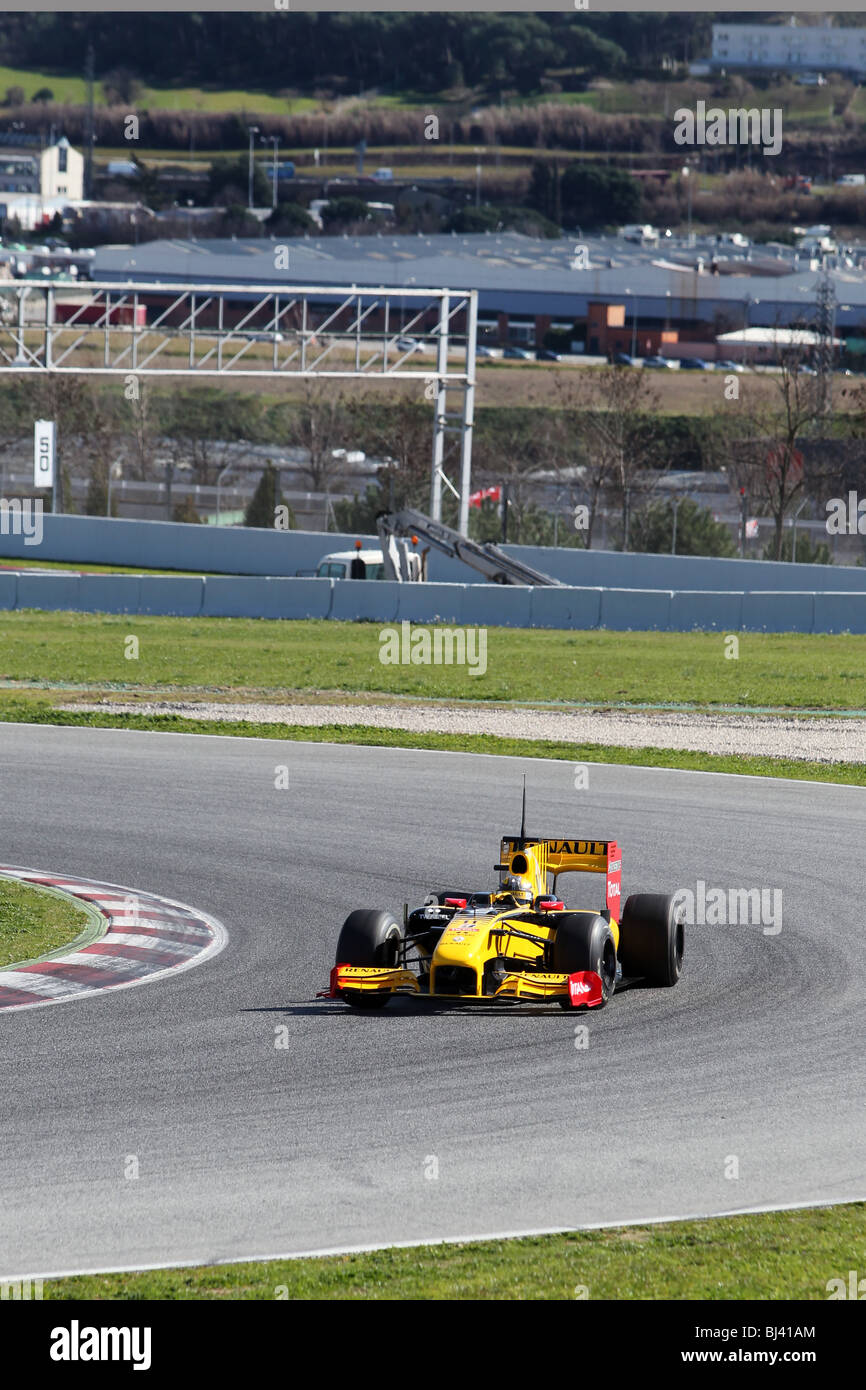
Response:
[376, 507, 562, 586]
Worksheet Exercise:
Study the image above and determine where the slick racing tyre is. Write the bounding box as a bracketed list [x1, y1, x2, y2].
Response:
[618, 893, 684, 987]
[335, 909, 404, 1010]
[551, 911, 617, 1009]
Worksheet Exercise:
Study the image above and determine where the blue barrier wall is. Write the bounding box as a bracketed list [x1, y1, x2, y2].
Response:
[507, 542, 866, 594]
[2, 513, 865, 593]
[0, 514, 468, 584]
[3, 569, 866, 632]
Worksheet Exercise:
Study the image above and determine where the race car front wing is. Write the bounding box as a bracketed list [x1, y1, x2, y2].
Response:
[319, 963, 604, 1008]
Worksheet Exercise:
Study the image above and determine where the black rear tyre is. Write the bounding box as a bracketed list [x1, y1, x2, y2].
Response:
[551, 911, 617, 1009]
[618, 893, 684, 986]
[335, 909, 403, 1010]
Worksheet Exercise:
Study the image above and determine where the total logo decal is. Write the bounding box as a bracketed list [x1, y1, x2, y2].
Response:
[567, 971, 603, 1007]
[0, 866, 227, 1012]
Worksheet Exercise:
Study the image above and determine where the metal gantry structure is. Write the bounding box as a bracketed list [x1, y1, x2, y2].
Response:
[813, 271, 837, 419]
[0, 279, 478, 535]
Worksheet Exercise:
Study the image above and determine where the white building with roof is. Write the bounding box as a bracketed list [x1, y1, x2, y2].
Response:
[711, 20, 866, 77]
[40, 137, 83, 200]
[0, 135, 83, 230]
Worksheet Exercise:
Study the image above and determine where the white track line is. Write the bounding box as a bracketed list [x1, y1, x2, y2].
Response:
[7, 1193, 865, 1285]
[5, 719, 866, 791]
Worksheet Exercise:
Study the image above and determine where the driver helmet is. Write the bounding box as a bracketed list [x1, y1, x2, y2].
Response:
[503, 874, 533, 903]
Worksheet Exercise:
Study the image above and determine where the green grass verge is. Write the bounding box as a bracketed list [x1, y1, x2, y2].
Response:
[0, 697, 863, 787]
[0, 559, 226, 576]
[0, 875, 91, 970]
[0, 614, 865, 710]
[0, 64, 320, 114]
[44, 1202, 866, 1299]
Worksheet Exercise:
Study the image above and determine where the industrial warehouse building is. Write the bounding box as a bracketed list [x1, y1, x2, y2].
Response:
[91, 232, 866, 360]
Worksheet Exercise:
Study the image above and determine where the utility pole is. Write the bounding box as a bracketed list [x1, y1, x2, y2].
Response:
[84, 43, 95, 200]
[671, 495, 682, 555]
[682, 164, 693, 246]
[247, 125, 260, 210]
[739, 487, 748, 556]
[269, 135, 280, 209]
[791, 498, 808, 563]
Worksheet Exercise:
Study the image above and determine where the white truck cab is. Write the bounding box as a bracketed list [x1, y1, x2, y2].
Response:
[316, 542, 424, 582]
[621, 223, 659, 245]
[316, 549, 387, 580]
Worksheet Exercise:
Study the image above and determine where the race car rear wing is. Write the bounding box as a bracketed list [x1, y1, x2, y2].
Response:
[499, 836, 622, 918]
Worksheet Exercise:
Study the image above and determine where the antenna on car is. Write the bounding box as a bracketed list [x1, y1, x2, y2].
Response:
[519, 774, 526, 845]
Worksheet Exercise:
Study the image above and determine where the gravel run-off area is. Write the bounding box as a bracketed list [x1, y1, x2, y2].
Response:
[58, 700, 866, 765]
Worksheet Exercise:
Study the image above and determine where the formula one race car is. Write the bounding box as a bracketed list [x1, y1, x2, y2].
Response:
[321, 791, 684, 1011]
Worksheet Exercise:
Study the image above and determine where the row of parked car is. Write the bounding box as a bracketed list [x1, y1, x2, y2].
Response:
[613, 353, 830, 375]
[474, 345, 565, 361]
[398, 340, 560, 361]
[612, 352, 747, 371]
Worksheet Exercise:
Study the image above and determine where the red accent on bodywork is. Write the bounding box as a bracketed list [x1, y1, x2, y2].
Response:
[538, 898, 565, 911]
[567, 971, 604, 1008]
[605, 840, 621, 918]
[444, 897, 467, 908]
[317, 963, 350, 999]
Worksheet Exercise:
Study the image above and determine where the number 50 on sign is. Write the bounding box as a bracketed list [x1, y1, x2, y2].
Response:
[34, 419, 55, 489]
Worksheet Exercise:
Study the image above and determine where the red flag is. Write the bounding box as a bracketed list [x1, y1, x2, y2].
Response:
[469, 486, 502, 508]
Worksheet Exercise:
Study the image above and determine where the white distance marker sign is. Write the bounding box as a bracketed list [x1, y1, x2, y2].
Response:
[34, 419, 56, 489]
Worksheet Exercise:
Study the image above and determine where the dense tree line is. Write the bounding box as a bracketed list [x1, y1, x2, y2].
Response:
[0, 13, 721, 94]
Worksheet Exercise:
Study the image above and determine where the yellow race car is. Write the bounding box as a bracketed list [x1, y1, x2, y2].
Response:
[321, 791, 684, 1011]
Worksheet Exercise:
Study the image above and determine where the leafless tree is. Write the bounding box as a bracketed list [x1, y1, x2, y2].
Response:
[729, 340, 825, 561]
[285, 378, 351, 491]
[344, 396, 435, 509]
[126, 378, 158, 482]
[555, 366, 662, 550]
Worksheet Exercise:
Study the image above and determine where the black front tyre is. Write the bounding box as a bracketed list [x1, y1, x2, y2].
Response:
[335, 909, 403, 1010]
[618, 893, 684, 987]
[552, 911, 617, 1009]
[340, 991, 391, 1010]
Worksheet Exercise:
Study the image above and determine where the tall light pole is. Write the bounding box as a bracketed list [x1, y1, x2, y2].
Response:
[106, 461, 122, 517]
[791, 498, 808, 563]
[739, 487, 748, 557]
[248, 125, 260, 210]
[682, 165, 693, 247]
[216, 462, 236, 526]
[84, 43, 94, 199]
[270, 135, 280, 209]
[671, 494, 683, 554]
[262, 133, 280, 209]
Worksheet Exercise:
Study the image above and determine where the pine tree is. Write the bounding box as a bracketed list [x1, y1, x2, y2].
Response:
[244, 463, 284, 529]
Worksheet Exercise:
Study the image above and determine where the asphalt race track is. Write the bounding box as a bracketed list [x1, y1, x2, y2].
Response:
[2, 723, 865, 1279]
